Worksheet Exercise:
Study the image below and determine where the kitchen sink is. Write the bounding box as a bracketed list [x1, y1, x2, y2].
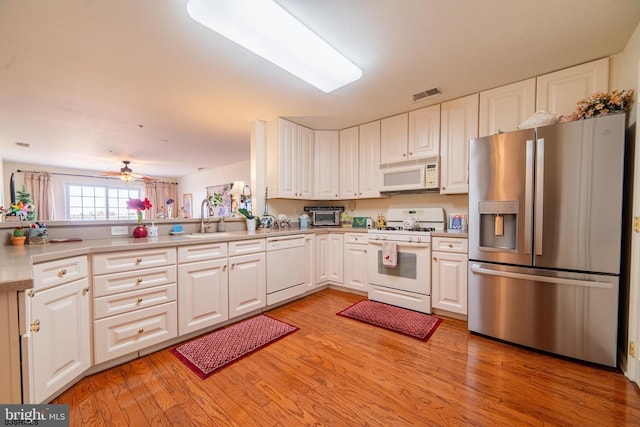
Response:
[182, 232, 237, 239]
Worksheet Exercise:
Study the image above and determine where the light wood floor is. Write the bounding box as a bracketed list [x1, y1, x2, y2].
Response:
[54, 288, 640, 426]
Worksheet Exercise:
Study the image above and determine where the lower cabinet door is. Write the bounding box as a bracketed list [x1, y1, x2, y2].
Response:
[432, 252, 468, 314]
[23, 278, 91, 403]
[94, 302, 177, 365]
[178, 259, 228, 335]
[229, 252, 266, 318]
[344, 244, 368, 292]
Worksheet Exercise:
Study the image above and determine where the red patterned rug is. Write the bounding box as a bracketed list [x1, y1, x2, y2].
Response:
[337, 300, 442, 341]
[171, 315, 298, 379]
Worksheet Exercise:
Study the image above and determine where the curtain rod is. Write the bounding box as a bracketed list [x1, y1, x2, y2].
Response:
[16, 169, 178, 185]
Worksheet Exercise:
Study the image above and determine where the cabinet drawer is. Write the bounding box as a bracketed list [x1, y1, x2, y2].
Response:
[93, 248, 176, 275]
[94, 284, 177, 320]
[93, 265, 177, 297]
[33, 256, 88, 290]
[344, 233, 368, 245]
[94, 301, 177, 365]
[178, 243, 227, 263]
[432, 237, 468, 253]
[228, 238, 265, 256]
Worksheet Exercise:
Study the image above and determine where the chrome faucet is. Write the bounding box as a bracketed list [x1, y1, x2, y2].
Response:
[200, 198, 212, 233]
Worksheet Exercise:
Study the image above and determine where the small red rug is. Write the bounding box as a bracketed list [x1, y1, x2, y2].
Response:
[337, 300, 442, 341]
[171, 315, 298, 379]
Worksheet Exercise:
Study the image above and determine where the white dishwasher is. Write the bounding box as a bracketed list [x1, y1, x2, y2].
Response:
[266, 234, 306, 305]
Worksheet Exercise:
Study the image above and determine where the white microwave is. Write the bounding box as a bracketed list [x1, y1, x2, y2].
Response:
[379, 161, 439, 192]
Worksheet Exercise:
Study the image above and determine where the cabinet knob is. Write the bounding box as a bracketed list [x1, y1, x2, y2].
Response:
[57, 269, 67, 278]
[223, 265, 227, 271]
[82, 287, 89, 295]
[409, 152, 413, 156]
[448, 244, 454, 248]
[137, 297, 143, 303]
[136, 258, 142, 264]
[402, 153, 406, 157]
[136, 278, 143, 284]
[138, 328, 144, 334]
[433, 257, 437, 261]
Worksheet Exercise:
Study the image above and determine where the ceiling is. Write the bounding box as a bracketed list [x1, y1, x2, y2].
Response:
[1, 0, 639, 179]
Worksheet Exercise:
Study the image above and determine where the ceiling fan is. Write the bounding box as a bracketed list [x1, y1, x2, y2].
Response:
[99, 160, 157, 182]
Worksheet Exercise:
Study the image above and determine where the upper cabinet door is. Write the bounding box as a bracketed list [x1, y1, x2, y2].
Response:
[408, 105, 440, 159]
[380, 113, 408, 164]
[314, 130, 340, 200]
[479, 78, 536, 137]
[339, 126, 359, 199]
[358, 121, 381, 198]
[296, 125, 315, 199]
[440, 94, 479, 195]
[536, 58, 609, 116]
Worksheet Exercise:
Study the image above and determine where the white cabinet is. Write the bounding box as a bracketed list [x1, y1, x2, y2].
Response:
[340, 122, 382, 199]
[536, 57, 609, 116]
[479, 78, 536, 137]
[266, 118, 314, 199]
[228, 239, 266, 318]
[21, 257, 90, 403]
[358, 121, 382, 198]
[177, 243, 228, 335]
[408, 105, 440, 159]
[314, 130, 340, 199]
[316, 233, 342, 284]
[343, 233, 368, 292]
[380, 113, 409, 164]
[440, 94, 479, 194]
[304, 234, 316, 291]
[339, 126, 359, 199]
[93, 249, 177, 364]
[431, 236, 468, 315]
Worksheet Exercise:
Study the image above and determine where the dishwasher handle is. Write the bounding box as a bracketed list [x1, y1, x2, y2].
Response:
[470, 264, 613, 289]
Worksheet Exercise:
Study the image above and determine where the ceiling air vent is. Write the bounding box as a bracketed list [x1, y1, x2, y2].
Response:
[412, 87, 441, 102]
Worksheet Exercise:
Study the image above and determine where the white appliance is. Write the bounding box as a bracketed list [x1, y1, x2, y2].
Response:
[367, 208, 445, 313]
[266, 235, 306, 305]
[379, 160, 439, 193]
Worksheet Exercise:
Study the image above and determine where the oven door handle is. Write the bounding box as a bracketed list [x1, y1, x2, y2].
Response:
[367, 241, 431, 248]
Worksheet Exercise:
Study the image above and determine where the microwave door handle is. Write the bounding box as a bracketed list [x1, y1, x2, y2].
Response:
[524, 139, 534, 255]
[534, 138, 544, 256]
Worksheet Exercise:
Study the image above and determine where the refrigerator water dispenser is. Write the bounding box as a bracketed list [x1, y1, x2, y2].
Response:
[478, 200, 518, 250]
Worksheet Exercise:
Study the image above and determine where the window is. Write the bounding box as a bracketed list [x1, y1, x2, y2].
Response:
[66, 184, 142, 220]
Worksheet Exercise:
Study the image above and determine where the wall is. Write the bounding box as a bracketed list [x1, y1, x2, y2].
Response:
[177, 160, 251, 218]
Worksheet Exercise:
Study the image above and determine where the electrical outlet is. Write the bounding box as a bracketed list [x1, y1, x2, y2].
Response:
[111, 226, 128, 236]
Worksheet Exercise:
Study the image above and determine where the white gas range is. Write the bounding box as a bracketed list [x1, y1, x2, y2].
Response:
[367, 208, 445, 314]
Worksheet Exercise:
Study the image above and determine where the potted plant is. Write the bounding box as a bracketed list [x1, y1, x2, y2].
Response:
[238, 208, 260, 231]
[11, 227, 26, 246]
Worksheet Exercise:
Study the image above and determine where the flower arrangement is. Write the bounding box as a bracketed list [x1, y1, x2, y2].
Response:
[166, 198, 174, 206]
[563, 89, 634, 121]
[127, 197, 152, 224]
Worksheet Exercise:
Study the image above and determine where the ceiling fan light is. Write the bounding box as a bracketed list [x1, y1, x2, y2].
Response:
[120, 173, 135, 182]
[186, 0, 362, 93]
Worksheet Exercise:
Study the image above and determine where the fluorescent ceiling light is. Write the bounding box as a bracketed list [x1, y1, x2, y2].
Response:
[186, 0, 363, 93]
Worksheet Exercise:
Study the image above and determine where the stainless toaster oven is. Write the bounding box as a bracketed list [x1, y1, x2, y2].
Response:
[304, 206, 344, 227]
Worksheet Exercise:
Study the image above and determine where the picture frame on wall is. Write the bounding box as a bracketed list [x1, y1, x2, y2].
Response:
[206, 183, 233, 217]
[182, 193, 193, 218]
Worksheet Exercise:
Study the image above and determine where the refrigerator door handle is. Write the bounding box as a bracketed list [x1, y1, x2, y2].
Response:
[470, 264, 613, 289]
[534, 138, 545, 256]
[524, 139, 535, 254]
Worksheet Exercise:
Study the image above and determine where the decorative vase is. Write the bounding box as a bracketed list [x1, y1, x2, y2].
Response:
[11, 236, 26, 246]
[166, 205, 172, 219]
[133, 225, 148, 238]
[246, 218, 257, 231]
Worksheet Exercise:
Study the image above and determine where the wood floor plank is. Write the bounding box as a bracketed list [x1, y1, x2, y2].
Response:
[53, 288, 640, 426]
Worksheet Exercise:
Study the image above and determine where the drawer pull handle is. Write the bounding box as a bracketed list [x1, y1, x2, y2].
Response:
[136, 278, 143, 284]
[136, 258, 142, 264]
[137, 297, 143, 303]
[138, 328, 144, 334]
[57, 269, 67, 278]
[30, 319, 40, 333]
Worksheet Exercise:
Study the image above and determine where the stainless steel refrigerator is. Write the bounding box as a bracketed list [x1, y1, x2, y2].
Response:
[468, 113, 626, 367]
